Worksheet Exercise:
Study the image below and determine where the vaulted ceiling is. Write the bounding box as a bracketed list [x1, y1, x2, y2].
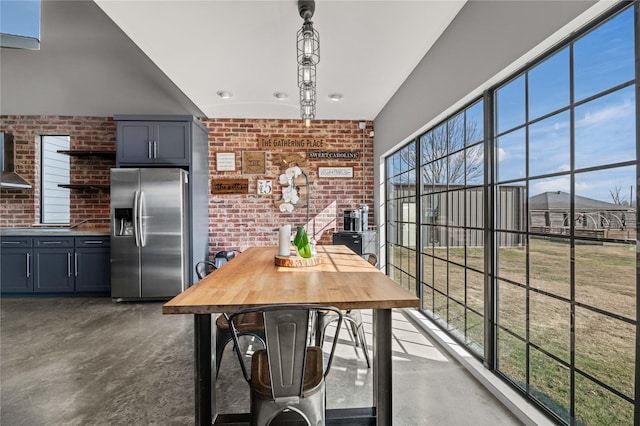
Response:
[0, 0, 465, 121]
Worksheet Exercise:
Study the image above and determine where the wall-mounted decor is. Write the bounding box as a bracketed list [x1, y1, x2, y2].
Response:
[318, 167, 353, 178]
[211, 179, 249, 194]
[308, 151, 359, 160]
[257, 179, 273, 196]
[242, 151, 266, 175]
[273, 153, 309, 213]
[258, 137, 325, 150]
[216, 152, 236, 171]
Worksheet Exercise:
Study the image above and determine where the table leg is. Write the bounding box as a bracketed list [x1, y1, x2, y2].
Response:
[373, 308, 392, 426]
[194, 314, 213, 426]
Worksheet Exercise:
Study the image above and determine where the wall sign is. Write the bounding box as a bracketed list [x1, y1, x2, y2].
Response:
[242, 151, 266, 175]
[258, 137, 325, 150]
[318, 167, 353, 178]
[211, 179, 249, 194]
[308, 151, 359, 160]
[216, 152, 236, 171]
[257, 179, 273, 196]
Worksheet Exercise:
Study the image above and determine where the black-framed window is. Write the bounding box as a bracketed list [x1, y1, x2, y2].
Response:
[383, 3, 637, 424]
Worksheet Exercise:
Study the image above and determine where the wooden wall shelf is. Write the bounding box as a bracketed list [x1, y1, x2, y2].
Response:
[57, 150, 116, 158]
[56, 151, 114, 191]
[58, 184, 110, 191]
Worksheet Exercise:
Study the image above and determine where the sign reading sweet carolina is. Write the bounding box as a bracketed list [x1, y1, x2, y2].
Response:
[258, 137, 325, 150]
[308, 151, 359, 159]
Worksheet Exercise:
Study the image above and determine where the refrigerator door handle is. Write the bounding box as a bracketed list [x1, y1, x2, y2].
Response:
[138, 191, 146, 247]
[133, 190, 141, 248]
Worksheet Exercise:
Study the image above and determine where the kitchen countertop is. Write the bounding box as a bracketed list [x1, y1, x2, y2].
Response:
[1, 228, 110, 236]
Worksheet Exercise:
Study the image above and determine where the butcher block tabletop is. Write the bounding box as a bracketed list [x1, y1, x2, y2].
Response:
[163, 245, 419, 315]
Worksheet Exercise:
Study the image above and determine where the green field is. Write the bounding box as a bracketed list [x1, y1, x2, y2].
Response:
[390, 237, 636, 425]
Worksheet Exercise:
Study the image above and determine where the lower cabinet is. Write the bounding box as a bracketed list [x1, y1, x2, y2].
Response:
[34, 247, 75, 293]
[0, 235, 110, 294]
[0, 244, 33, 292]
[75, 247, 111, 292]
[33, 236, 75, 293]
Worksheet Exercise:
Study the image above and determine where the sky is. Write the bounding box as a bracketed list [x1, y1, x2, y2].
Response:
[388, 6, 635, 207]
[495, 7, 635, 204]
[0, 0, 40, 39]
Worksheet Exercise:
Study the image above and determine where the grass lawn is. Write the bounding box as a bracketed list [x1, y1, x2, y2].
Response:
[390, 237, 636, 425]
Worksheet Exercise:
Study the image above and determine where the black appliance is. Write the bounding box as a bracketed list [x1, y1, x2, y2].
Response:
[343, 210, 359, 231]
[343, 205, 369, 232]
[333, 230, 377, 256]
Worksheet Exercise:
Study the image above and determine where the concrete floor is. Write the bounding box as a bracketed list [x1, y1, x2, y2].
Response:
[0, 297, 522, 425]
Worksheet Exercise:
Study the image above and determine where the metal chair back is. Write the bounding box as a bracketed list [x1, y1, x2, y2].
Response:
[195, 260, 217, 280]
[228, 304, 343, 425]
[363, 252, 378, 267]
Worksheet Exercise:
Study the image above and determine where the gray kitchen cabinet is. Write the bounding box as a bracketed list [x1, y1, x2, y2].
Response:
[114, 115, 209, 286]
[0, 237, 33, 293]
[75, 237, 111, 292]
[116, 120, 190, 166]
[0, 234, 111, 294]
[34, 237, 75, 293]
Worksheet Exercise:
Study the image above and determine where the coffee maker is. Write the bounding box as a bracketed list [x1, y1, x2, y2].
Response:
[343, 209, 360, 232]
[343, 204, 369, 232]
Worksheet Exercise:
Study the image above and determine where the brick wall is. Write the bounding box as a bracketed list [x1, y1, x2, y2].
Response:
[205, 119, 374, 253]
[0, 116, 115, 228]
[1, 116, 374, 252]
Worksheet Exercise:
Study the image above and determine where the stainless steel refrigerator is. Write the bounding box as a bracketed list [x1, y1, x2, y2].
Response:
[110, 168, 189, 301]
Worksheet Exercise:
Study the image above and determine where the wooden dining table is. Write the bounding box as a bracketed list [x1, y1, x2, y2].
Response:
[163, 245, 419, 425]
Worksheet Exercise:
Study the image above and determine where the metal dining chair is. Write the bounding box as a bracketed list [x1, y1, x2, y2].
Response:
[195, 260, 217, 281]
[229, 304, 343, 426]
[316, 252, 378, 369]
[195, 255, 265, 376]
[214, 249, 241, 269]
[363, 252, 378, 268]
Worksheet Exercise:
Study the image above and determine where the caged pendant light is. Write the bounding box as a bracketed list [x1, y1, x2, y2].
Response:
[297, 0, 319, 127]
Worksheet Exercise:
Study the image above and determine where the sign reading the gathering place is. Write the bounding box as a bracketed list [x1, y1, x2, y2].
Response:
[211, 179, 249, 194]
[258, 137, 325, 150]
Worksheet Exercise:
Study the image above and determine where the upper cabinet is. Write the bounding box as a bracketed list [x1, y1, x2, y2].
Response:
[116, 119, 190, 166]
[114, 114, 210, 285]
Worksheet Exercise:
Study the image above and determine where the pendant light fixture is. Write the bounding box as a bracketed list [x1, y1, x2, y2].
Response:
[297, 0, 319, 127]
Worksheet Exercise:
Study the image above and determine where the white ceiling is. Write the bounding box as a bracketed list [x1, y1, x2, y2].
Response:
[1, 0, 465, 120]
[88, 0, 466, 121]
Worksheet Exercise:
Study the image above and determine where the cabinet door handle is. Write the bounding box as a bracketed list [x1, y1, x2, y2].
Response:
[153, 141, 158, 159]
[42, 241, 62, 245]
[82, 240, 104, 245]
[68, 253, 72, 277]
[148, 141, 153, 159]
[26, 253, 31, 277]
[75, 252, 78, 277]
[3, 241, 22, 245]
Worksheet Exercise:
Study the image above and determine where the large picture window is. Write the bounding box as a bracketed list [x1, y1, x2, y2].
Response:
[384, 4, 637, 425]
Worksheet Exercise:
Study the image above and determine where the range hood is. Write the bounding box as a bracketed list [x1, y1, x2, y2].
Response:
[1, 132, 32, 189]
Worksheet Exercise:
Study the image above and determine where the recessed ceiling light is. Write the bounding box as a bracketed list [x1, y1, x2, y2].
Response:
[328, 93, 343, 101]
[273, 92, 289, 100]
[216, 90, 233, 99]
